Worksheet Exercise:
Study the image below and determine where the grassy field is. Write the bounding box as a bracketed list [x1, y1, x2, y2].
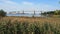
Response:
[0, 16, 60, 34]
[0, 16, 60, 23]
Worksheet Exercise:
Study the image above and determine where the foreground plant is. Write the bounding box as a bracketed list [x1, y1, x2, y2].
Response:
[0, 21, 60, 34]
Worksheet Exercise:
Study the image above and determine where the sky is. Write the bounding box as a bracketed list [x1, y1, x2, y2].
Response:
[0, 0, 60, 12]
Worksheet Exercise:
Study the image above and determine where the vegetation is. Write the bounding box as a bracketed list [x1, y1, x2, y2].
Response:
[0, 17, 60, 34]
[42, 10, 60, 15]
[0, 20, 60, 34]
[0, 9, 6, 17]
[0, 9, 60, 34]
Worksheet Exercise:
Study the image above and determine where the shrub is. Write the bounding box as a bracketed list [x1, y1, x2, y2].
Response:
[0, 9, 6, 17]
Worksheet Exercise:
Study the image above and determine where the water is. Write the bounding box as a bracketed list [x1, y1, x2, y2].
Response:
[7, 13, 43, 17]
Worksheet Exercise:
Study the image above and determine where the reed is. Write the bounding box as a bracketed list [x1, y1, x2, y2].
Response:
[0, 20, 60, 34]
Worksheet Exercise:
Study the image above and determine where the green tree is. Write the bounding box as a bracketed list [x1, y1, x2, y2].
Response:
[0, 9, 6, 17]
[54, 10, 60, 15]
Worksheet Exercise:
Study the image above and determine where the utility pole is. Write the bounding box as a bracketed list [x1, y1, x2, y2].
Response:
[32, 11, 35, 17]
[41, 11, 42, 17]
[22, 10, 24, 14]
[34, 11, 35, 15]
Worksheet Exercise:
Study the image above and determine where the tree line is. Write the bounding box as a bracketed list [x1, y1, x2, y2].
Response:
[42, 10, 60, 15]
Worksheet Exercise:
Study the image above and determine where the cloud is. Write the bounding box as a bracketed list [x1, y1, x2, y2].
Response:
[0, 0, 22, 12]
[0, 0, 18, 5]
[0, 0, 60, 13]
[22, 1, 33, 5]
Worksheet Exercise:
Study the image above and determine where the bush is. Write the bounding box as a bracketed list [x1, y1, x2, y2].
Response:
[0, 9, 6, 17]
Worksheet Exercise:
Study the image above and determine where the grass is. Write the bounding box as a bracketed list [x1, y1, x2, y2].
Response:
[0, 16, 60, 34]
[0, 16, 60, 23]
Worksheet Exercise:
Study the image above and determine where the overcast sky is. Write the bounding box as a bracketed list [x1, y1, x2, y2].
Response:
[0, 0, 60, 12]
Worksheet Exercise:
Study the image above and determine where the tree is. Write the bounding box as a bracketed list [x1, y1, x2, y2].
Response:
[0, 9, 6, 17]
[54, 10, 60, 15]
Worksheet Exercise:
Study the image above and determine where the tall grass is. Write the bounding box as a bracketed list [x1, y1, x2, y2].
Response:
[0, 20, 60, 34]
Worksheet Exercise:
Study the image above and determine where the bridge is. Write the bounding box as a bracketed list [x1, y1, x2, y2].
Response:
[7, 11, 44, 17]
[8, 11, 42, 14]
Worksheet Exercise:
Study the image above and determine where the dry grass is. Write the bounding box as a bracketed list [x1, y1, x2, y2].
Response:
[0, 16, 60, 34]
[0, 16, 60, 23]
